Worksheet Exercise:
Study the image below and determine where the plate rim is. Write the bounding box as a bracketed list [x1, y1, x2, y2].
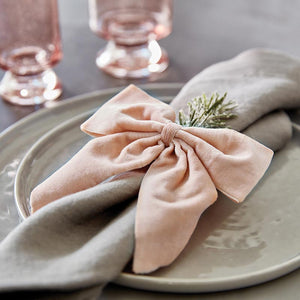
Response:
[14, 110, 96, 219]
[116, 255, 300, 293]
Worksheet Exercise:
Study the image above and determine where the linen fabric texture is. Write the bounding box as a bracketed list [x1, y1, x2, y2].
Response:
[0, 49, 300, 298]
[30, 83, 273, 273]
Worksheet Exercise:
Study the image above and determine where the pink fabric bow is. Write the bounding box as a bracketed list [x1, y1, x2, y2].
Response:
[30, 84, 273, 274]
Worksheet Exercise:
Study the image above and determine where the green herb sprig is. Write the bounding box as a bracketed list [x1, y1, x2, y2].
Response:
[178, 93, 237, 128]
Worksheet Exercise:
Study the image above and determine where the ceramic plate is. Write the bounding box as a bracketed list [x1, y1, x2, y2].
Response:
[11, 84, 300, 292]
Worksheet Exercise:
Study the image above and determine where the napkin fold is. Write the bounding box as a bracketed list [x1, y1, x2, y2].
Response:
[0, 173, 142, 299]
[0, 48, 300, 298]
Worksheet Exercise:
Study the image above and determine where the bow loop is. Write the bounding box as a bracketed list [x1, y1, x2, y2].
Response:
[81, 84, 176, 137]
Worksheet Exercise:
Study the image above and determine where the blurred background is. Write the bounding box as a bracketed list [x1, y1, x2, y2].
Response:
[1, 0, 300, 129]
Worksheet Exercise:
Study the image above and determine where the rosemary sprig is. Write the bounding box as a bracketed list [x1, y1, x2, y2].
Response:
[178, 93, 237, 128]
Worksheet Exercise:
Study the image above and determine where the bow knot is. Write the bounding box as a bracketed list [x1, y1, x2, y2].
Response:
[161, 121, 182, 146]
[30, 85, 273, 275]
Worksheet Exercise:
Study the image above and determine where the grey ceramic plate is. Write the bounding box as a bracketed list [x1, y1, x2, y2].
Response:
[11, 84, 300, 293]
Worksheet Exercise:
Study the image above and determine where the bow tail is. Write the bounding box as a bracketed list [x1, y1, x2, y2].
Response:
[30, 133, 163, 213]
[133, 140, 218, 274]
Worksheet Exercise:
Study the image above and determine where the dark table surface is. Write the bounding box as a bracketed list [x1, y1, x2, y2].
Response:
[1, 0, 300, 132]
[1, 0, 300, 299]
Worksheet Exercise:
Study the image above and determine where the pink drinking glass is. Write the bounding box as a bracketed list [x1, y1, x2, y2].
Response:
[0, 0, 62, 106]
[89, 0, 173, 78]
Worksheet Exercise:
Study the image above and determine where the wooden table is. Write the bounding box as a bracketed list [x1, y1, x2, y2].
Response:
[0, 1, 299, 299]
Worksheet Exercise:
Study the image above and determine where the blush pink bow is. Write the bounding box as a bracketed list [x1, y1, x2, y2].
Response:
[30, 84, 273, 274]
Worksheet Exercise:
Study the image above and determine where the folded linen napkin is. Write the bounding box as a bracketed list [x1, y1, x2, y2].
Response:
[0, 48, 300, 298]
[30, 83, 273, 274]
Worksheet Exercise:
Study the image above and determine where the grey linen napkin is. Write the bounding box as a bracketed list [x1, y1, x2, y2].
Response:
[0, 48, 300, 299]
[0, 173, 143, 299]
[171, 48, 300, 151]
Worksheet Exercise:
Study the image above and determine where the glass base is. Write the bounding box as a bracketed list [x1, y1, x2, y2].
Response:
[96, 40, 169, 78]
[0, 69, 62, 106]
